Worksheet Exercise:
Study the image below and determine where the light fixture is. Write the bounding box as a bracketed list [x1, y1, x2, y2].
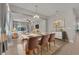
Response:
[33, 5, 39, 19]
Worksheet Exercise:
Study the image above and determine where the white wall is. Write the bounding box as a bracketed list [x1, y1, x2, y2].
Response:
[47, 11, 65, 32]
[64, 8, 76, 43]
[12, 15, 46, 33]
[47, 17, 56, 32]
[32, 19, 46, 33]
[47, 8, 76, 43]
[9, 5, 47, 33]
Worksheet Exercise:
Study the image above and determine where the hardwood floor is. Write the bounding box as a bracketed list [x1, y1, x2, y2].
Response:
[5, 38, 66, 55]
[5, 32, 79, 55]
[55, 32, 79, 55]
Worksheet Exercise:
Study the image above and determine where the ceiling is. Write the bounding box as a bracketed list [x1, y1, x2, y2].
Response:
[10, 3, 79, 17]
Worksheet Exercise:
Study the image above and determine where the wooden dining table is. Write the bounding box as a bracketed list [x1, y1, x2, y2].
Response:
[17, 32, 55, 54]
[20, 33, 47, 40]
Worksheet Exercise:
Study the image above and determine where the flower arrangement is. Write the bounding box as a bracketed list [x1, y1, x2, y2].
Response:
[53, 20, 63, 31]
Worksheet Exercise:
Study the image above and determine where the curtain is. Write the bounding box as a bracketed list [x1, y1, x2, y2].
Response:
[0, 3, 8, 55]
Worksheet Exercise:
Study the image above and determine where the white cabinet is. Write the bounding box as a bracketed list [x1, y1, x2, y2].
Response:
[52, 32, 62, 39]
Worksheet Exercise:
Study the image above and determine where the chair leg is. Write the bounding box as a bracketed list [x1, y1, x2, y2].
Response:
[47, 43, 49, 52]
[33, 48, 38, 54]
[41, 46, 43, 55]
[25, 48, 28, 55]
[54, 40, 55, 46]
[49, 42, 51, 50]
[37, 46, 41, 55]
[41, 46, 42, 55]
[27, 49, 33, 55]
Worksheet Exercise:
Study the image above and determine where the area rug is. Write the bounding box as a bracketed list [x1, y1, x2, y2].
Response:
[38, 39, 67, 55]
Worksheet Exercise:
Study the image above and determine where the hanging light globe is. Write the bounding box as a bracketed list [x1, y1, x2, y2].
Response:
[33, 14, 39, 19]
[33, 5, 39, 19]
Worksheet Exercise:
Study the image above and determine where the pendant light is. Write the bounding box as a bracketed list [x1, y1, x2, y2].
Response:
[33, 5, 39, 19]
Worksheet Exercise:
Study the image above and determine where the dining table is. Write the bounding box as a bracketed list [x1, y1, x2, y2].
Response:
[16, 32, 55, 55]
[18, 32, 56, 41]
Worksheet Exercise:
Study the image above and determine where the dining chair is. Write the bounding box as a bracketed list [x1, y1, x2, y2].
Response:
[27, 36, 41, 55]
[48, 33, 55, 50]
[39, 34, 50, 54]
[12, 32, 18, 39]
[22, 38, 29, 54]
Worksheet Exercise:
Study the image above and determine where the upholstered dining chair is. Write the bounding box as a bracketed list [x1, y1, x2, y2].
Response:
[22, 38, 29, 54]
[27, 36, 41, 55]
[39, 34, 50, 54]
[48, 33, 55, 50]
